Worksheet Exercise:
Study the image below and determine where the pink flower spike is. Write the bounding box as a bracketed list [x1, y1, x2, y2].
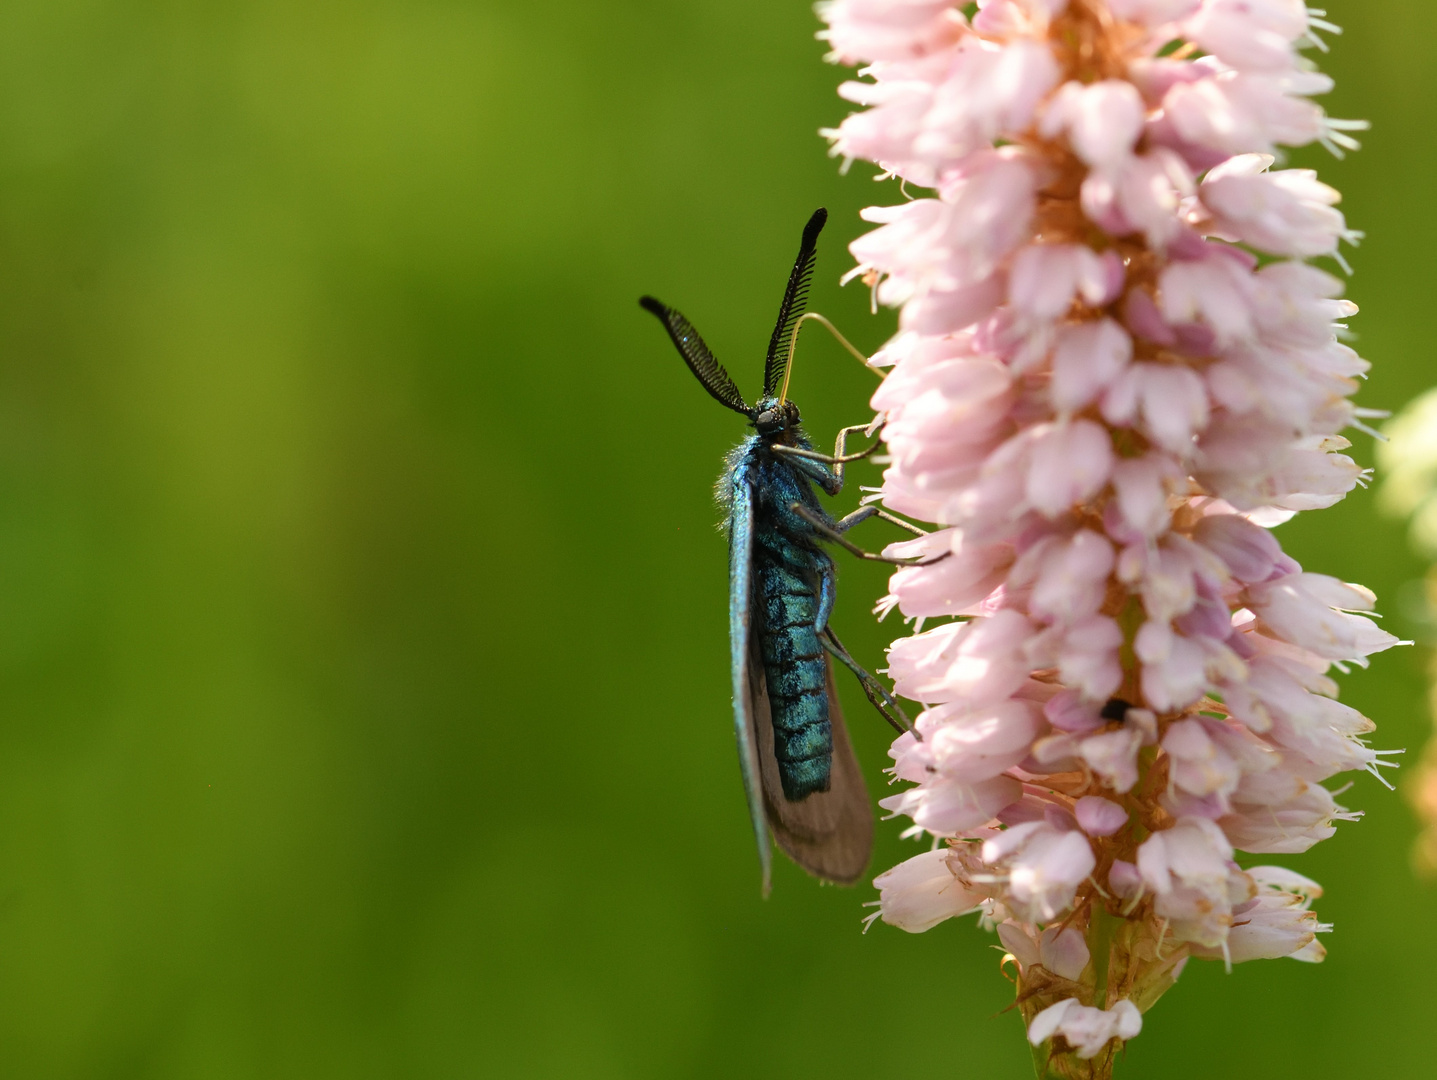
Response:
[823, 0, 1391, 1064]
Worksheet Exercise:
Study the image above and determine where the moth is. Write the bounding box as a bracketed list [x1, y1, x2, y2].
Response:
[640, 208, 928, 893]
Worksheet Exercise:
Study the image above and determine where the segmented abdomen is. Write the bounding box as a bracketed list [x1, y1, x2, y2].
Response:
[755, 550, 831, 800]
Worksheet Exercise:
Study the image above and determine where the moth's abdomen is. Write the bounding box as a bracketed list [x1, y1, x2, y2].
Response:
[756, 556, 832, 801]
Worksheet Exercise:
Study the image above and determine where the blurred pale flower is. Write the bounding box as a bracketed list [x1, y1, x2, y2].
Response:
[821, 0, 1391, 1074]
[1379, 388, 1437, 556]
[1028, 998, 1142, 1061]
[1378, 388, 1437, 874]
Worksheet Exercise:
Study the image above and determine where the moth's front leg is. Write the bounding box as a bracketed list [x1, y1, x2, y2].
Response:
[770, 422, 884, 495]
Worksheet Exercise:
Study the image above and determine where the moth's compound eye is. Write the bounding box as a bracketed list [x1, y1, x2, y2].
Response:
[755, 409, 784, 434]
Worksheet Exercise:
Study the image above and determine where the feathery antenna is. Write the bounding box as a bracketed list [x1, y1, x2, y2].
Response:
[640, 296, 750, 415]
[762, 208, 827, 399]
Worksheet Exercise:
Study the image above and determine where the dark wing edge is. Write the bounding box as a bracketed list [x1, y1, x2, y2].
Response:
[728, 477, 773, 895]
[762, 207, 828, 400]
[750, 652, 873, 887]
[639, 297, 750, 416]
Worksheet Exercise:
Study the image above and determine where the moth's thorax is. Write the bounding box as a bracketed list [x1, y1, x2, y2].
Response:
[762, 424, 809, 452]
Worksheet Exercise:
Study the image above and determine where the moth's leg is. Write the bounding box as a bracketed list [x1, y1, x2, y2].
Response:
[770, 422, 883, 495]
[769, 437, 878, 466]
[822, 626, 914, 736]
[833, 504, 930, 538]
[792, 503, 951, 566]
[830, 422, 884, 490]
[814, 551, 837, 634]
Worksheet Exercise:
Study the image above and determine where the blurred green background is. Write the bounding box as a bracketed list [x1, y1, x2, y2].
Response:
[0, 1, 1429, 1077]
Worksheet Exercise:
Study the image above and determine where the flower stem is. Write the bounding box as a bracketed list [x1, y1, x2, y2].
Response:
[1089, 904, 1119, 1010]
[1030, 1037, 1057, 1080]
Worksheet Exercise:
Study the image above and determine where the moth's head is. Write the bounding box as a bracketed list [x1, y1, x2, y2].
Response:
[751, 397, 801, 437]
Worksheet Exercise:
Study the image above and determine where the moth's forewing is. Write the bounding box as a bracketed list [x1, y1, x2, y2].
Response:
[749, 652, 873, 886]
[727, 478, 774, 894]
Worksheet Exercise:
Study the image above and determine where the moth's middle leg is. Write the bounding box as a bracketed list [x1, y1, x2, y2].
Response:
[791, 502, 950, 566]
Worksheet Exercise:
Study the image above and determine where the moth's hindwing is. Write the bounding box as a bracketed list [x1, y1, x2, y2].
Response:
[748, 648, 873, 886]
